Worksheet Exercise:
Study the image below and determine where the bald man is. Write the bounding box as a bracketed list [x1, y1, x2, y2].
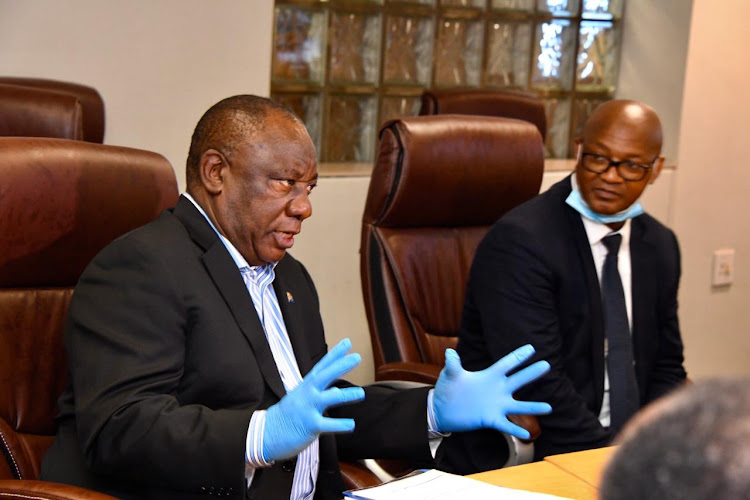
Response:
[437, 100, 687, 473]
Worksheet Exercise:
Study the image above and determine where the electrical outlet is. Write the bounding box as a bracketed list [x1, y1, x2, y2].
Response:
[712, 249, 735, 286]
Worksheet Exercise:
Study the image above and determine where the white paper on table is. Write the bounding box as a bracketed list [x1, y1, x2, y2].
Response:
[343, 469, 573, 500]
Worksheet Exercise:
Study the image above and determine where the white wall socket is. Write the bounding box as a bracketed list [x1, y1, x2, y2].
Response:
[712, 248, 735, 287]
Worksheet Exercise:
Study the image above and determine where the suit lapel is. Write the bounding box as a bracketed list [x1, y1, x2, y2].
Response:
[174, 196, 287, 400]
[555, 177, 607, 407]
[273, 259, 314, 376]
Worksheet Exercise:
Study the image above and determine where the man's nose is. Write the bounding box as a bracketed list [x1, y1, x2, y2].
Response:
[600, 162, 625, 182]
[289, 191, 312, 220]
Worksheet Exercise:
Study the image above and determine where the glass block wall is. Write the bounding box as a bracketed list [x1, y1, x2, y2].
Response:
[271, 0, 624, 161]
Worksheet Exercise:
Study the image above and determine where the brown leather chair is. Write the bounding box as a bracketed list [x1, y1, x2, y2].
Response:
[0, 137, 380, 492]
[0, 84, 84, 141]
[0, 137, 179, 480]
[0, 480, 116, 499]
[360, 115, 544, 460]
[419, 88, 547, 140]
[0, 78, 105, 143]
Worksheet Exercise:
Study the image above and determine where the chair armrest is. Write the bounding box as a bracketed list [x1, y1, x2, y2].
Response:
[339, 460, 383, 490]
[375, 362, 442, 384]
[0, 480, 118, 499]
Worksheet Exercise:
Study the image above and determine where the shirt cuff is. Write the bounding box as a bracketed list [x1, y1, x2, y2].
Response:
[427, 389, 450, 439]
[246, 410, 275, 469]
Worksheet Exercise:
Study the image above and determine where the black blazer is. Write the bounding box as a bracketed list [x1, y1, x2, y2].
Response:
[438, 176, 686, 473]
[41, 196, 432, 499]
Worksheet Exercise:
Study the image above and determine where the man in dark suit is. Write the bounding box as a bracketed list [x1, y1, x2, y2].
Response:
[437, 100, 687, 474]
[40, 95, 551, 499]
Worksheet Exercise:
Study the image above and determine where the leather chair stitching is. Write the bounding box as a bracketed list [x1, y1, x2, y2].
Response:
[0, 428, 22, 479]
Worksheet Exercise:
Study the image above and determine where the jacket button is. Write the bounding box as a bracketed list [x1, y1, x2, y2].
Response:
[282, 460, 295, 472]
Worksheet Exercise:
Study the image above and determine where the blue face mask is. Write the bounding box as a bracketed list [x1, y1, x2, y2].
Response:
[565, 176, 644, 224]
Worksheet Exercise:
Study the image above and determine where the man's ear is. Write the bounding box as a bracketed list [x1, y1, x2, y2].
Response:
[200, 149, 225, 194]
[648, 156, 665, 185]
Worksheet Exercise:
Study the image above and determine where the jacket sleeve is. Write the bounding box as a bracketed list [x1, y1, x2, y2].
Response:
[645, 228, 687, 402]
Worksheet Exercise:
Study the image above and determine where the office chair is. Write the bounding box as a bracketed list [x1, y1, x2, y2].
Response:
[0, 136, 381, 491]
[0, 480, 117, 499]
[0, 77, 105, 143]
[419, 88, 547, 140]
[0, 137, 178, 480]
[360, 114, 545, 465]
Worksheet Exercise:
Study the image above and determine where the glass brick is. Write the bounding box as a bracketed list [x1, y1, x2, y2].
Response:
[486, 20, 532, 88]
[380, 96, 422, 127]
[329, 11, 382, 85]
[576, 21, 620, 92]
[537, 0, 579, 17]
[440, 0, 485, 7]
[325, 95, 378, 162]
[272, 6, 327, 84]
[434, 18, 484, 87]
[383, 15, 434, 86]
[394, 0, 436, 5]
[544, 98, 571, 158]
[531, 19, 576, 91]
[582, 0, 623, 20]
[491, 0, 534, 11]
[271, 92, 323, 158]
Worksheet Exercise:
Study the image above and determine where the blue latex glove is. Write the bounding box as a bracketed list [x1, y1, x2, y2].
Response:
[262, 338, 365, 462]
[433, 344, 552, 439]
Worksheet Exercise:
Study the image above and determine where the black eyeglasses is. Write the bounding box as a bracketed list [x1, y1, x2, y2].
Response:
[580, 152, 657, 181]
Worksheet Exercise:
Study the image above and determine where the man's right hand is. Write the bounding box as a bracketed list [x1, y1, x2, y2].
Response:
[262, 338, 365, 462]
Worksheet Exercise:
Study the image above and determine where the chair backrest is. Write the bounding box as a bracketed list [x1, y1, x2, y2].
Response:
[360, 115, 544, 380]
[0, 480, 117, 499]
[420, 88, 547, 140]
[0, 84, 84, 141]
[0, 78, 105, 143]
[0, 138, 179, 479]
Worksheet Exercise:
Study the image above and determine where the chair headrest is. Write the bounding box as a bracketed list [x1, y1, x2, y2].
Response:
[420, 88, 547, 139]
[363, 114, 544, 228]
[0, 138, 179, 287]
[0, 84, 84, 140]
[0, 77, 105, 143]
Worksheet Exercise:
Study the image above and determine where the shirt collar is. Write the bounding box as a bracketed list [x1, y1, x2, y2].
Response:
[182, 192, 277, 273]
[571, 176, 631, 246]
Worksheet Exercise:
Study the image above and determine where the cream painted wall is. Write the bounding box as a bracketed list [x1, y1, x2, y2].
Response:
[671, 0, 750, 379]
[616, 0, 693, 164]
[0, 0, 274, 188]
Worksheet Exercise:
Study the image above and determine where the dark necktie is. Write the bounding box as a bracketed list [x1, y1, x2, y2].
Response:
[601, 233, 639, 434]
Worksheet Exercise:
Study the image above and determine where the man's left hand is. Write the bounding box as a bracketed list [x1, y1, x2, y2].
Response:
[432, 344, 551, 439]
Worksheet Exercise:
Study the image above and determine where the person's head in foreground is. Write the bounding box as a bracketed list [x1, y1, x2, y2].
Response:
[600, 378, 750, 500]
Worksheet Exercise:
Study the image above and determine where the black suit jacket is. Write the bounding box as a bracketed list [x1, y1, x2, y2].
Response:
[41, 196, 432, 499]
[438, 176, 686, 474]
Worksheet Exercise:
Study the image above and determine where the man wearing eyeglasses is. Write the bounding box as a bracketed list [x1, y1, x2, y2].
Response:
[437, 100, 687, 473]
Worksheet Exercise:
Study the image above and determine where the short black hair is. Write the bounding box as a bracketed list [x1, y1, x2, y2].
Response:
[600, 378, 750, 500]
[185, 95, 299, 189]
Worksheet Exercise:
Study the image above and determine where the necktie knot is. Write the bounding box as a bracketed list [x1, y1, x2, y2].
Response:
[602, 233, 622, 254]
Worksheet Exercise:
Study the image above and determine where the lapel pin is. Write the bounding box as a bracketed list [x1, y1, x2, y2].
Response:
[286, 292, 294, 303]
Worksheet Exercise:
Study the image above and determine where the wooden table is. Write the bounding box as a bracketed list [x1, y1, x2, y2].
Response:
[470, 446, 617, 499]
